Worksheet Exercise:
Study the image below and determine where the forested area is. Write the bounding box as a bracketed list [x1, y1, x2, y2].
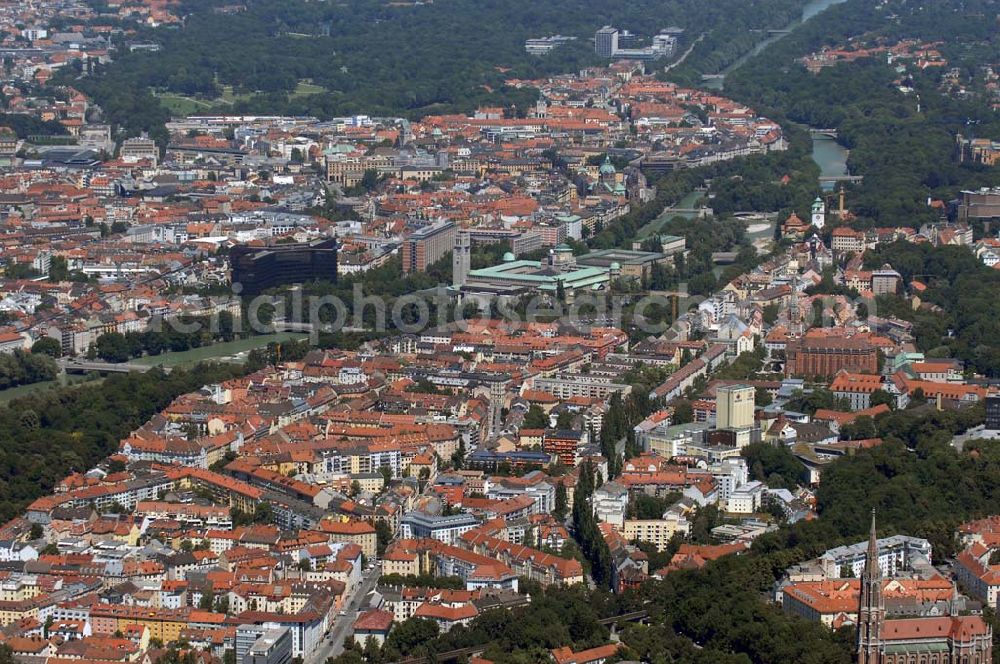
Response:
[723, 0, 1000, 227]
[586, 124, 820, 252]
[0, 113, 68, 138]
[0, 363, 241, 520]
[59, 0, 812, 145]
[865, 241, 1000, 375]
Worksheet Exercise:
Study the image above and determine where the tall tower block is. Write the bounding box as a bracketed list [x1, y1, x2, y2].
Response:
[453, 231, 471, 288]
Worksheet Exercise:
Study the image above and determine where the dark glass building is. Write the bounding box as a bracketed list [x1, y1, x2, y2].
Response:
[986, 394, 1000, 430]
[230, 238, 338, 296]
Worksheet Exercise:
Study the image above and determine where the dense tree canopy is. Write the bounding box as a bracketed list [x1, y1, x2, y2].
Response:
[723, 0, 1000, 229]
[59, 0, 814, 145]
[0, 363, 241, 520]
[867, 242, 1000, 376]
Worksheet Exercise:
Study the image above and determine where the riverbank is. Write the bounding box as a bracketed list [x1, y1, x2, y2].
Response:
[130, 332, 308, 369]
[812, 134, 850, 190]
[637, 189, 706, 238]
[0, 332, 307, 405]
[0, 374, 100, 405]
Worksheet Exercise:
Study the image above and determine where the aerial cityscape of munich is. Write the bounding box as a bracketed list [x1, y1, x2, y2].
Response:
[0, 0, 998, 663]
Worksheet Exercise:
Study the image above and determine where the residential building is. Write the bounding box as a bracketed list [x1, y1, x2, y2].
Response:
[830, 372, 883, 410]
[820, 535, 932, 579]
[727, 481, 765, 514]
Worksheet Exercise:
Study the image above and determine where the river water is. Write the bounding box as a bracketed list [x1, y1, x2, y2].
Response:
[638, 0, 852, 236]
[812, 134, 849, 190]
[701, 0, 851, 186]
[704, 0, 849, 91]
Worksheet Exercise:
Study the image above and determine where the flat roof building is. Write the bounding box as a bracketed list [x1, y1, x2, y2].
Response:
[230, 238, 338, 296]
[401, 221, 456, 274]
[463, 246, 611, 303]
[576, 248, 669, 280]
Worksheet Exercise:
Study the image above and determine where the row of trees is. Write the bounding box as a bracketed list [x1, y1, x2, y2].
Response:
[0, 349, 58, 390]
[571, 461, 614, 589]
[89, 313, 238, 363]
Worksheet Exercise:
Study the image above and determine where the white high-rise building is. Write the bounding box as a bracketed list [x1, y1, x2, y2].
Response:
[595, 26, 619, 57]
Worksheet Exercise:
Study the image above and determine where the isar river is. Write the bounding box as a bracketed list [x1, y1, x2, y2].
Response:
[703, 0, 850, 92]
[639, 0, 852, 237]
[702, 0, 851, 189]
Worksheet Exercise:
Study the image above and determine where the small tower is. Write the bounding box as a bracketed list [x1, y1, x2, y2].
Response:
[811, 196, 826, 230]
[856, 509, 884, 664]
[838, 186, 847, 218]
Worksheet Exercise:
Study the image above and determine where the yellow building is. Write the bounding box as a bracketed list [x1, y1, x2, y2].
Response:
[623, 516, 690, 552]
[715, 384, 755, 430]
[317, 519, 378, 559]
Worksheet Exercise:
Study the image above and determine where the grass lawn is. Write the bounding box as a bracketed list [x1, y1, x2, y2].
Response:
[157, 79, 328, 117]
[155, 92, 216, 116]
[131, 332, 308, 369]
[293, 80, 326, 96]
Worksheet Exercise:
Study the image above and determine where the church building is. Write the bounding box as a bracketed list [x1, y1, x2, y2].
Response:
[857, 512, 992, 664]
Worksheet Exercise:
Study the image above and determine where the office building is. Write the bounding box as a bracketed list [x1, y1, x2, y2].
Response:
[236, 626, 266, 664]
[986, 393, 1000, 430]
[596, 26, 677, 61]
[401, 221, 456, 274]
[715, 384, 755, 430]
[525, 35, 577, 55]
[243, 628, 292, 664]
[595, 26, 619, 57]
[612, 33, 678, 62]
[230, 239, 338, 296]
[576, 249, 670, 281]
[399, 512, 479, 545]
[121, 135, 159, 165]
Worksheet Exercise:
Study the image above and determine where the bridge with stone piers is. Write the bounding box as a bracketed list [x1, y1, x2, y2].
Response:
[810, 128, 839, 138]
[58, 358, 169, 374]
